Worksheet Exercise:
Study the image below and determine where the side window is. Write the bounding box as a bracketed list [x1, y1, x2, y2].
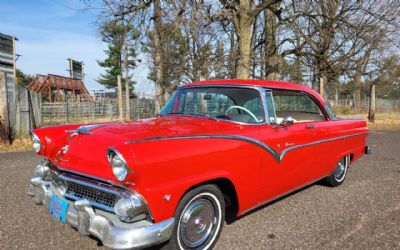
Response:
[272, 90, 326, 123]
[178, 91, 236, 115]
[243, 97, 264, 120]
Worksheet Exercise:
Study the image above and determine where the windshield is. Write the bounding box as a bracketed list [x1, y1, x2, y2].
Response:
[160, 87, 265, 124]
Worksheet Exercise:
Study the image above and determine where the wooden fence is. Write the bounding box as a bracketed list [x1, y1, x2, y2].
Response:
[1, 83, 42, 139]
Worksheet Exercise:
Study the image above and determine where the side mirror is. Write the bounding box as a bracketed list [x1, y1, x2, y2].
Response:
[280, 116, 294, 127]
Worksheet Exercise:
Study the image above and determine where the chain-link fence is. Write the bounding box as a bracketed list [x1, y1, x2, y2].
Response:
[41, 98, 155, 126]
[328, 98, 400, 114]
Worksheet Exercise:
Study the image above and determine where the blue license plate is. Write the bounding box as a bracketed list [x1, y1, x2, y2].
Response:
[49, 195, 69, 223]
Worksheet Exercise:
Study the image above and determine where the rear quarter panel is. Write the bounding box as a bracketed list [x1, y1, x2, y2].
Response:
[313, 119, 369, 178]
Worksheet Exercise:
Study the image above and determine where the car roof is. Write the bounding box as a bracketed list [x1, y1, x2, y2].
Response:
[182, 79, 325, 105]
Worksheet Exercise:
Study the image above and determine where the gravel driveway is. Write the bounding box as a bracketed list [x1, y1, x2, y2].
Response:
[0, 130, 399, 249]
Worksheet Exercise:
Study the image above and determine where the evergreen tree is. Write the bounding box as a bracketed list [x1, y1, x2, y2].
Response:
[16, 69, 34, 87]
[97, 21, 138, 91]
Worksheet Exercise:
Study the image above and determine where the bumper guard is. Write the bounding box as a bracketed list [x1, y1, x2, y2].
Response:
[27, 176, 174, 249]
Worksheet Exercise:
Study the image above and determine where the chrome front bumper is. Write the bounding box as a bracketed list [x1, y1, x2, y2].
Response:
[27, 176, 175, 249]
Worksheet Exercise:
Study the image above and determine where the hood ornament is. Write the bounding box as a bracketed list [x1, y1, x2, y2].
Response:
[62, 145, 69, 154]
[66, 124, 106, 135]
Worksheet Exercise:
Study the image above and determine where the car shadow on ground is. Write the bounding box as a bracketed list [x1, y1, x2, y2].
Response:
[82, 179, 331, 249]
[227, 179, 331, 224]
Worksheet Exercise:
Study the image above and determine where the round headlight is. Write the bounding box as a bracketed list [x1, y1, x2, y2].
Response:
[107, 149, 130, 181]
[111, 154, 128, 181]
[31, 132, 41, 153]
[114, 194, 147, 223]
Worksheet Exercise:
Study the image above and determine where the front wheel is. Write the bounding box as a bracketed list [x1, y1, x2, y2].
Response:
[162, 184, 225, 250]
[324, 155, 350, 187]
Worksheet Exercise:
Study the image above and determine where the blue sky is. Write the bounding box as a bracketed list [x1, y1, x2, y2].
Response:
[0, 0, 153, 96]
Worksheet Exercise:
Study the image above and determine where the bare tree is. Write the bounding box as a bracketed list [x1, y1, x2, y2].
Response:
[207, 0, 282, 79]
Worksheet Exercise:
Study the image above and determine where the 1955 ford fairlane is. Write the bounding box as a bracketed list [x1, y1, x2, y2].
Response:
[27, 80, 370, 249]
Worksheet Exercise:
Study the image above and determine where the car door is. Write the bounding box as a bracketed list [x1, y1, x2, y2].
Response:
[258, 89, 330, 201]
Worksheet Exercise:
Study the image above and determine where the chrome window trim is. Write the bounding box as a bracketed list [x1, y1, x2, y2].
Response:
[262, 89, 278, 124]
[259, 87, 270, 125]
[167, 84, 270, 125]
[126, 132, 369, 163]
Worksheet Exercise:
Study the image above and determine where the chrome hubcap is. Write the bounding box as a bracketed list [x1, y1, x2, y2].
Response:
[334, 157, 347, 182]
[179, 198, 216, 248]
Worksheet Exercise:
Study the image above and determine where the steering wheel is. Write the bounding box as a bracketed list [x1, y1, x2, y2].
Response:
[225, 105, 260, 123]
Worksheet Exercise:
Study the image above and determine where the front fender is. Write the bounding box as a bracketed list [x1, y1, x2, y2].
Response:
[126, 137, 266, 222]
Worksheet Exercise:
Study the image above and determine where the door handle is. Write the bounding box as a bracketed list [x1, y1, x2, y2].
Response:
[305, 124, 316, 129]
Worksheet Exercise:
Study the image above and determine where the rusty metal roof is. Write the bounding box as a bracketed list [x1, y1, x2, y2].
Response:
[28, 74, 91, 101]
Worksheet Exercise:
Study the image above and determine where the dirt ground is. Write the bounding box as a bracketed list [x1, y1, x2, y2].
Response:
[0, 129, 399, 249]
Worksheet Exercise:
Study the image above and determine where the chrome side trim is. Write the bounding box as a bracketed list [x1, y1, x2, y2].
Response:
[278, 132, 369, 161]
[126, 132, 369, 163]
[127, 134, 280, 162]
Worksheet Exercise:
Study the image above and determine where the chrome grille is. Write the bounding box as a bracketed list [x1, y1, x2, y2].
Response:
[47, 172, 123, 213]
[64, 181, 118, 211]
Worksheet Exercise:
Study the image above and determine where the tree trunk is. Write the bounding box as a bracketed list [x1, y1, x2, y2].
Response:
[319, 77, 325, 98]
[153, 0, 164, 113]
[264, 6, 280, 80]
[250, 17, 257, 78]
[353, 59, 363, 113]
[368, 84, 375, 123]
[117, 75, 123, 121]
[312, 64, 320, 91]
[334, 88, 338, 107]
[229, 27, 237, 79]
[354, 50, 371, 113]
[234, 1, 252, 79]
[124, 34, 130, 120]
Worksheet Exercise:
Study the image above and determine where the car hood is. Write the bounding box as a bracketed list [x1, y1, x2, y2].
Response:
[44, 115, 227, 182]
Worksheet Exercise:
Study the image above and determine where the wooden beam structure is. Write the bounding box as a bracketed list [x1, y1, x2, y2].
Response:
[0, 71, 10, 144]
[28, 74, 92, 102]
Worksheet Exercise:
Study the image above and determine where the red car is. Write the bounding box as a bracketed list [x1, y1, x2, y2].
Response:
[27, 80, 370, 249]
